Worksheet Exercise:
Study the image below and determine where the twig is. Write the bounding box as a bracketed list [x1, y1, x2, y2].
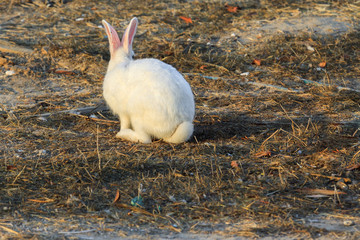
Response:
[96, 125, 102, 171]
[0, 225, 18, 235]
[260, 129, 280, 148]
[8, 0, 15, 13]
[202, 62, 230, 72]
[115, 203, 166, 219]
[25, 105, 108, 118]
[260, 128, 307, 148]
[279, 104, 300, 130]
[59, 229, 96, 234]
[279, 128, 307, 147]
[12, 165, 26, 184]
[351, 149, 360, 161]
[310, 173, 351, 183]
[184, 73, 300, 92]
[74, 114, 119, 124]
[297, 76, 360, 93]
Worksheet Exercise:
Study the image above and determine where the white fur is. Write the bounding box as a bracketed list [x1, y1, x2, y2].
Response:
[102, 18, 195, 143]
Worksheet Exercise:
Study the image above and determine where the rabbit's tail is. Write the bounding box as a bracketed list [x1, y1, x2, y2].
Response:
[163, 121, 193, 144]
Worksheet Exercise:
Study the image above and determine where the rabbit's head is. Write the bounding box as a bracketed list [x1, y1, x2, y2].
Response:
[102, 18, 138, 70]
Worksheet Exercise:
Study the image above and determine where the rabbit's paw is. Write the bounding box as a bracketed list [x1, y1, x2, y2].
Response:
[116, 129, 151, 143]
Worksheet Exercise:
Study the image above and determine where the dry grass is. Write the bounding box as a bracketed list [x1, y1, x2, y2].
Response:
[0, 0, 360, 239]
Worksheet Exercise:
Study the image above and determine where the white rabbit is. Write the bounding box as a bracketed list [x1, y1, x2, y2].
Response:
[102, 17, 195, 144]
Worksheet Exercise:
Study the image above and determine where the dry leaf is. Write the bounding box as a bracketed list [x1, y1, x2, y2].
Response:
[6, 165, 17, 170]
[297, 188, 346, 195]
[319, 61, 326, 68]
[199, 65, 207, 70]
[226, 5, 238, 13]
[0, 57, 8, 66]
[254, 151, 271, 158]
[113, 189, 120, 203]
[252, 59, 261, 66]
[179, 16, 192, 24]
[54, 69, 76, 75]
[231, 161, 239, 169]
[173, 172, 185, 178]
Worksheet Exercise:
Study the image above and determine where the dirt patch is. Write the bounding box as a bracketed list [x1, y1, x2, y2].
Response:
[1, 0, 360, 239]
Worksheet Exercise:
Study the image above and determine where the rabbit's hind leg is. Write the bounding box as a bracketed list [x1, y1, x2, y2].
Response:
[116, 129, 151, 143]
[120, 114, 131, 129]
[116, 115, 152, 143]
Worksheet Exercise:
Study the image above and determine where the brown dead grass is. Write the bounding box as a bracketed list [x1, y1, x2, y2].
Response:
[0, 0, 360, 239]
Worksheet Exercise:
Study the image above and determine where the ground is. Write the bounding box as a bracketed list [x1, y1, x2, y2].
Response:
[0, 0, 360, 239]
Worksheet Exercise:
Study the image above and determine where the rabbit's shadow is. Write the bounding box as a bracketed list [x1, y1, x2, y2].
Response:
[192, 113, 300, 142]
[192, 113, 256, 142]
[192, 111, 360, 143]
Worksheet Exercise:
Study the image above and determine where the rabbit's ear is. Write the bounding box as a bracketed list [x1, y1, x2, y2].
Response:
[121, 17, 138, 56]
[102, 20, 121, 57]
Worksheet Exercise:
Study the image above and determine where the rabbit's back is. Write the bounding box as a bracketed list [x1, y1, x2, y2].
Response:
[104, 58, 195, 138]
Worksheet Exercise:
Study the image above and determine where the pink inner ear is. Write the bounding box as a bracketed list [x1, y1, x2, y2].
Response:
[103, 20, 121, 57]
[127, 21, 137, 47]
[109, 25, 121, 52]
[121, 18, 138, 55]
